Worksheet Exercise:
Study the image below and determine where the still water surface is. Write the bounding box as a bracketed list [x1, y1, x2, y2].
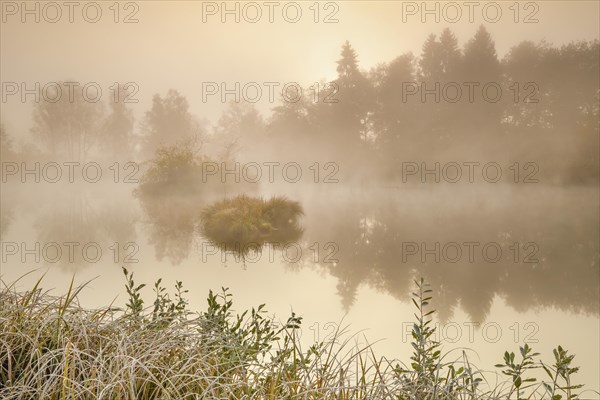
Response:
[1, 182, 598, 389]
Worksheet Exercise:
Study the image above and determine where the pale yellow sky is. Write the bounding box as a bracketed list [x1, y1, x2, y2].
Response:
[1, 1, 599, 136]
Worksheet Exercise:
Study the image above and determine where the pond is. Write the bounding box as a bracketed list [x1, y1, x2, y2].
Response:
[1, 181, 598, 388]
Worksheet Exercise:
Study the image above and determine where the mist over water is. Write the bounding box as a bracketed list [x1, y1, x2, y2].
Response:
[1, 0, 599, 392]
[2, 181, 598, 317]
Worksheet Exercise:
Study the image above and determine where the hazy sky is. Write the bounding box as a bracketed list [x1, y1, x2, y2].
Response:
[2, 0, 599, 137]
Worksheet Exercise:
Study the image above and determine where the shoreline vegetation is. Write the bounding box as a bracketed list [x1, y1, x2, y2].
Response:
[1, 272, 593, 399]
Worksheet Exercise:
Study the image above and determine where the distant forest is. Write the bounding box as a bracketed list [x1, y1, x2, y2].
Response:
[2, 26, 598, 184]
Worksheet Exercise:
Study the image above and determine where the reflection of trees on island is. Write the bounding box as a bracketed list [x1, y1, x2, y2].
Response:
[136, 179, 304, 264]
[0, 192, 15, 238]
[137, 192, 198, 266]
[134, 139, 261, 265]
[135, 141, 208, 265]
[300, 188, 599, 321]
[1, 125, 17, 236]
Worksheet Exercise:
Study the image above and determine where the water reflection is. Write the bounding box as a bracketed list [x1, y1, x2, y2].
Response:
[2, 184, 137, 271]
[34, 187, 137, 271]
[300, 186, 599, 321]
[0, 193, 15, 237]
[3, 183, 598, 322]
[137, 192, 199, 265]
[134, 184, 600, 321]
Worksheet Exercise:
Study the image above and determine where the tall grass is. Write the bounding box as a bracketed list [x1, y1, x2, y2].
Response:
[199, 195, 304, 254]
[0, 271, 592, 399]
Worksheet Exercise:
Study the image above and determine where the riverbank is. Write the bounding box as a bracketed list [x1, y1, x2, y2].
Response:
[0, 271, 592, 399]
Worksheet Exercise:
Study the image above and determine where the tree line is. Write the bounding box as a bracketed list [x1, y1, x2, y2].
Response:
[2, 25, 598, 184]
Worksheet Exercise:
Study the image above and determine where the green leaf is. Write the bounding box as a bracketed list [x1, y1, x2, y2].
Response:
[514, 376, 522, 388]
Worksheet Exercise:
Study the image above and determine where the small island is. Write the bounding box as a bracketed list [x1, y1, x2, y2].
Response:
[199, 195, 304, 254]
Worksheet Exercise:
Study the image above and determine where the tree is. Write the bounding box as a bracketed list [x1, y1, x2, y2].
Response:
[31, 81, 104, 161]
[462, 25, 501, 83]
[419, 34, 442, 80]
[336, 40, 361, 83]
[101, 84, 135, 160]
[373, 54, 417, 152]
[331, 41, 373, 149]
[268, 94, 310, 138]
[210, 101, 264, 162]
[419, 29, 463, 140]
[419, 29, 461, 81]
[140, 89, 202, 158]
[502, 41, 549, 129]
[461, 25, 503, 126]
[438, 28, 461, 79]
[265, 91, 315, 160]
[214, 102, 264, 144]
